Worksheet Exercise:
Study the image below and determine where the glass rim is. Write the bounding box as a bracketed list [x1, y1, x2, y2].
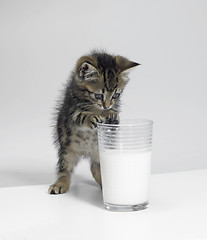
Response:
[97, 119, 153, 128]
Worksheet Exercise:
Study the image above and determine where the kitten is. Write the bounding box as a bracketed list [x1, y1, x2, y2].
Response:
[48, 50, 139, 194]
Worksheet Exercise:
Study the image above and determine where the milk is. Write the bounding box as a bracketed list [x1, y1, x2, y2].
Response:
[99, 150, 151, 206]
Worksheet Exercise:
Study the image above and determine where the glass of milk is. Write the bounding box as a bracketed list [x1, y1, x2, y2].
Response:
[97, 119, 153, 212]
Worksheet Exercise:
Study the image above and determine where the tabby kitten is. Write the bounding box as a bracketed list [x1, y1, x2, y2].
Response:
[49, 51, 139, 194]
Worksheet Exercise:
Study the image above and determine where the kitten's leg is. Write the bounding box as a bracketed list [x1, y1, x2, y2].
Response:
[48, 171, 70, 194]
[48, 150, 79, 194]
[90, 161, 102, 189]
[73, 111, 104, 129]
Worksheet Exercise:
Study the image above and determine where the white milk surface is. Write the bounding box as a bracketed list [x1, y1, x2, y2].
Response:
[100, 150, 151, 205]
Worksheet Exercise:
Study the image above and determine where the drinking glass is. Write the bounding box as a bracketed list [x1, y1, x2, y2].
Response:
[97, 119, 153, 212]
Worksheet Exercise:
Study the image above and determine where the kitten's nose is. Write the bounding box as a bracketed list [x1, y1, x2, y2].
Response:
[103, 100, 111, 110]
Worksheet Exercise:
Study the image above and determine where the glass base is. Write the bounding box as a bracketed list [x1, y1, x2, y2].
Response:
[104, 201, 149, 212]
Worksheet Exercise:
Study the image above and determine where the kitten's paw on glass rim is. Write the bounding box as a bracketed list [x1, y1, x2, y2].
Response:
[90, 115, 104, 128]
[105, 113, 119, 124]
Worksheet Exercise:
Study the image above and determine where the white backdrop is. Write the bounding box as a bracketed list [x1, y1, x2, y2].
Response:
[0, 0, 207, 186]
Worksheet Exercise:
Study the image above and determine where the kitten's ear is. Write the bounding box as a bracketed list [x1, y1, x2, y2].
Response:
[76, 56, 98, 81]
[115, 56, 140, 73]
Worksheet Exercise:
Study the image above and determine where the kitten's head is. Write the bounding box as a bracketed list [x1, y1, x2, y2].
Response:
[75, 51, 139, 110]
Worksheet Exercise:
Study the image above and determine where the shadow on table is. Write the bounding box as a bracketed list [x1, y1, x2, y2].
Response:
[70, 174, 104, 209]
[0, 169, 104, 209]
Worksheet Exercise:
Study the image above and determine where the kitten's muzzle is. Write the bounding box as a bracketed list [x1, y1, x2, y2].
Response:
[103, 100, 111, 110]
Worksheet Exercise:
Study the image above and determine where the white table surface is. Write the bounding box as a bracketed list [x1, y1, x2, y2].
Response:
[0, 167, 207, 240]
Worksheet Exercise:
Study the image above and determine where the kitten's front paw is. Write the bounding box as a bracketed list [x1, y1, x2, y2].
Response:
[48, 179, 70, 194]
[105, 112, 119, 124]
[89, 115, 104, 129]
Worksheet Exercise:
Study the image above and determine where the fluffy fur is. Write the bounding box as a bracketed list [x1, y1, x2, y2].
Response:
[48, 50, 139, 194]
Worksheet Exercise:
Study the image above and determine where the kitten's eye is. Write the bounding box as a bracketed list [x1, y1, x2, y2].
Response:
[94, 93, 103, 100]
[112, 93, 120, 99]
